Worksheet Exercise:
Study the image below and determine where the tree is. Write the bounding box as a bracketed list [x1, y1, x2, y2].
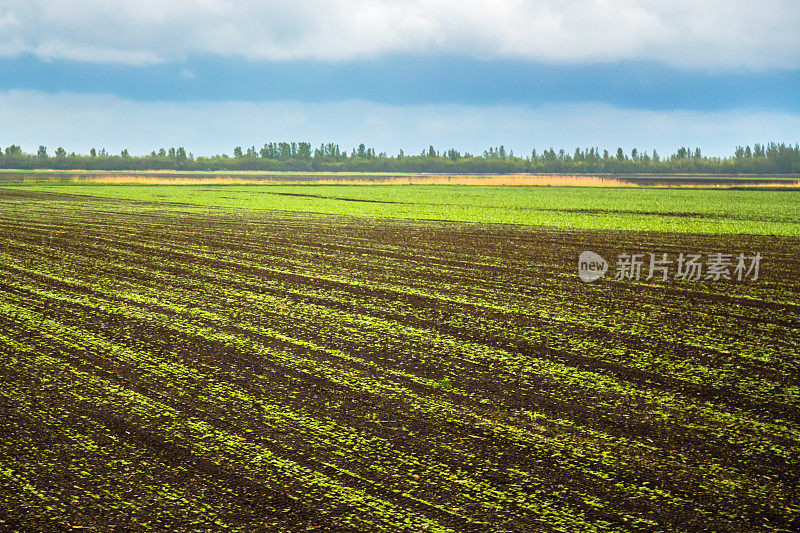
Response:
[4, 145, 22, 157]
[233, 146, 243, 158]
[2, 139, 797, 174]
[297, 142, 311, 160]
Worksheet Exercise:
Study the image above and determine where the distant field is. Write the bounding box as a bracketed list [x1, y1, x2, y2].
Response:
[2, 169, 799, 178]
[2, 169, 800, 187]
[8, 183, 800, 235]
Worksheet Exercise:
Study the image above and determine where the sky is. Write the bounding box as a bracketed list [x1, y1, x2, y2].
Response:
[1, 0, 799, 157]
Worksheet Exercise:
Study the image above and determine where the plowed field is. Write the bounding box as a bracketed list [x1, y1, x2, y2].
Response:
[1, 188, 798, 532]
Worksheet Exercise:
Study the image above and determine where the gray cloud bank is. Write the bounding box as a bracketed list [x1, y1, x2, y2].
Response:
[0, 1, 798, 69]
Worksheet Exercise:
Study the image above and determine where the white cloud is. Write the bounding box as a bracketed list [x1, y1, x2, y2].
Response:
[1, 90, 798, 157]
[0, 1, 797, 69]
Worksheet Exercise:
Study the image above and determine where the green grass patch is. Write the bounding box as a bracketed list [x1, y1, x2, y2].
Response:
[9, 183, 800, 235]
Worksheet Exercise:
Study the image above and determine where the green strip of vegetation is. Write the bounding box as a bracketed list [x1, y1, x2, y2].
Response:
[12, 184, 800, 236]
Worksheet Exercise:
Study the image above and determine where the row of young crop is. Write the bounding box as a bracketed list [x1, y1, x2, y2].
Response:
[3, 212, 797, 440]
[0, 241, 792, 528]
[1, 197, 799, 530]
[0, 350, 273, 531]
[3, 212, 796, 440]
[0, 278, 644, 531]
[15, 208, 797, 394]
[0, 313, 466, 532]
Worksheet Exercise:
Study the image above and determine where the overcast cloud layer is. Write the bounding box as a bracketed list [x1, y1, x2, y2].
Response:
[2, 90, 798, 157]
[1, 0, 799, 69]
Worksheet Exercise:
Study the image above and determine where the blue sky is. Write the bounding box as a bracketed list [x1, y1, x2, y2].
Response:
[1, 0, 799, 157]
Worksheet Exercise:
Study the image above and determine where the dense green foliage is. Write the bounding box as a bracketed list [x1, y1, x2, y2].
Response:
[2, 141, 800, 173]
[17, 183, 800, 236]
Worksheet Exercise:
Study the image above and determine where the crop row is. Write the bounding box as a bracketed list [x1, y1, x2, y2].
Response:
[1, 190, 798, 531]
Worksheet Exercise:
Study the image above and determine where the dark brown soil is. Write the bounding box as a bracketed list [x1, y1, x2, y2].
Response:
[1, 188, 798, 532]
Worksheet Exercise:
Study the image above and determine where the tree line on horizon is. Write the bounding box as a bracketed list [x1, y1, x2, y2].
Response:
[1, 141, 799, 174]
